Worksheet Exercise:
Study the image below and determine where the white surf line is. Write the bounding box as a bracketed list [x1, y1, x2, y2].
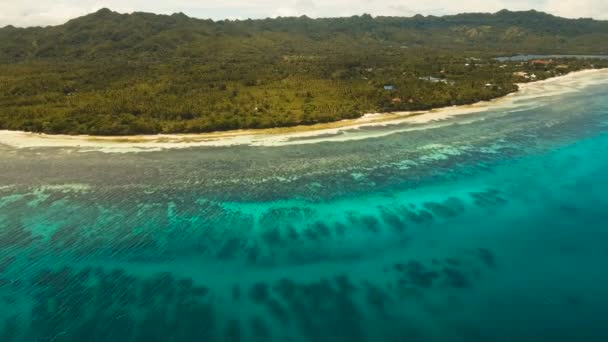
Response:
[1, 68, 607, 153]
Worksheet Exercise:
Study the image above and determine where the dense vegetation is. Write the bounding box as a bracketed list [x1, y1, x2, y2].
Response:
[1, 9, 607, 135]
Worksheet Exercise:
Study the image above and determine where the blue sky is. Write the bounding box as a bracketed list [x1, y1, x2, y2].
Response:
[1, 0, 607, 27]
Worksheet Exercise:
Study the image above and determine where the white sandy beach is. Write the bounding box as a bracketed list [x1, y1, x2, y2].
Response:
[1, 68, 607, 153]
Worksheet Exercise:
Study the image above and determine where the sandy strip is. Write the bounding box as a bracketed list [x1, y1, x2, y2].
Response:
[1, 68, 607, 153]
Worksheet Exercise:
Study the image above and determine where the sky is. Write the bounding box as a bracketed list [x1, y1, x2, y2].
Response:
[1, 0, 608, 27]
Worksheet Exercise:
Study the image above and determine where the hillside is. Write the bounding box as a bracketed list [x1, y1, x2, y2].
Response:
[2, 9, 608, 62]
[0, 9, 607, 135]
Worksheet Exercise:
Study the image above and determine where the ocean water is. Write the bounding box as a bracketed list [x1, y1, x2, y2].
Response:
[1, 73, 608, 341]
[496, 54, 608, 62]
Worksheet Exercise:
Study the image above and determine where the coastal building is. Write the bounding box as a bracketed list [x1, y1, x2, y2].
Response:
[419, 76, 454, 85]
[530, 59, 553, 66]
[513, 71, 530, 79]
[384, 85, 396, 90]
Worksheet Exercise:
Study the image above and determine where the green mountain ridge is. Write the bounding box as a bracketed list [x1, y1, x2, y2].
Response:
[1, 9, 608, 62]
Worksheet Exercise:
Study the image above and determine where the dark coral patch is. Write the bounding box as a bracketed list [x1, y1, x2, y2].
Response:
[265, 298, 290, 324]
[261, 227, 283, 246]
[379, 207, 407, 231]
[334, 222, 347, 236]
[443, 267, 470, 288]
[400, 207, 434, 225]
[347, 212, 381, 233]
[217, 238, 243, 259]
[360, 215, 380, 233]
[445, 258, 461, 266]
[470, 189, 508, 207]
[311, 221, 331, 237]
[246, 245, 261, 263]
[249, 282, 269, 303]
[0, 315, 20, 341]
[423, 201, 458, 218]
[304, 227, 320, 241]
[284, 225, 300, 241]
[443, 197, 466, 212]
[0, 225, 39, 249]
[0, 256, 16, 273]
[224, 319, 241, 342]
[335, 275, 357, 294]
[403, 261, 439, 288]
[365, 283, 391, 316]
[476, 248, 496, 268]
[29, 268, 216, 342]
[272, 277, 365, 342]
[250, 316, 271, 339]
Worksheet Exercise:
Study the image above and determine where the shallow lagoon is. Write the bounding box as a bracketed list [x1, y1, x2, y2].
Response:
[1, 71, 608, 341]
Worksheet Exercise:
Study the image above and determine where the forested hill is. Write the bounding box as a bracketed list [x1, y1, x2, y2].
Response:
[1, 9, 608, 62]
[1, 9, 608, 135]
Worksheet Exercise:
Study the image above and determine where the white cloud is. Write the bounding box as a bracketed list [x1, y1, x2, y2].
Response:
[545, 0, 608, 19]
[0, 0, 606, 27]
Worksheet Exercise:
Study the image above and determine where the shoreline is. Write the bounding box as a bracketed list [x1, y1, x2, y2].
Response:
[1, 68, 607, 152]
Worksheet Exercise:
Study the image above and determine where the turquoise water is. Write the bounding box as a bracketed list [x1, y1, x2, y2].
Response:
[1, 76, 608, 341]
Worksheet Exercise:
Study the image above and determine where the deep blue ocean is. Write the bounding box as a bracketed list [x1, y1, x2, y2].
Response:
[1, 72, 608, 341]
